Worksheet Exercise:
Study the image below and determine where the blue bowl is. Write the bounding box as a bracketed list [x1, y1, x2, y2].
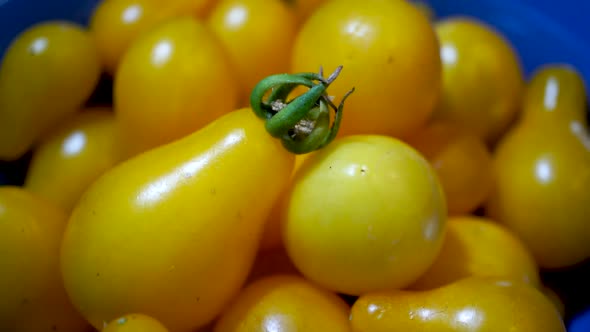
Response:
[0, 0, 589, 330]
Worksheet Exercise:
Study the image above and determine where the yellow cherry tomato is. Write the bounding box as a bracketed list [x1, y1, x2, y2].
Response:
[350, 277, 566, 332]
[214, 275, 351, 332]
[25, 108, 119, 213]
[207, 0, 298, 104]
[90, 0, 218, 72]
[486, 65, 590, 268]
[283, 135, 447, 295]
[260, 153, 310, 251]
[61, 108, 295, 331]
[103, 314, 170, 332]
[405, 122, 493, 215]
[0, 187, 89, 332]
[0, 21, 100, 160]
[411, 216, 540, 290]
[114, 17, 238, 158]
[432, 17, 524, 143]
[291, 0, 441, 138]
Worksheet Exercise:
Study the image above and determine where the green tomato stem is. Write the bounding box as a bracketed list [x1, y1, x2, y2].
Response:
[249, 66, 354, 154]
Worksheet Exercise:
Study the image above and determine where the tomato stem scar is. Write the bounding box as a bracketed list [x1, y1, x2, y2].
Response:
[250, 66, 354, 154]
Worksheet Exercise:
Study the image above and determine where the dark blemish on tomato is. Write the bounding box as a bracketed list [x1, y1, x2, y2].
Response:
[51, 325, 57, 331]
[236, 211, 242, 219]
[21, 228, 24, 233]
[387, 55, 393, 64]
[329, 165, 332, 169]
[196, 296, 200, 302]
[92, 210, 97, 216]
[361, 166, 368, 174]
[21, 298, 28, 305]
[96, 272, 100, 277]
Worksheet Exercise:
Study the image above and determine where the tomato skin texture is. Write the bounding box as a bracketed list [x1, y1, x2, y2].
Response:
[60, 108, 294, 332]
[103, 314, 170, 332]
[214, 275, 351, 332]
[411, 216, 540, 290]
[90, 0, 217, 72]
[0, 187, 90, 332]
[207, 0, 298, 104]
[115, 17, 238, 159]
[433, 18, 524, 143]
[284, 135, 447, 295]
[0, 22, 100, 160]
[486, 65, 590, 268]
[291, 0, 441, 138]
[25, 108, 118, 213]
[405, 122, 493, 215]
[350, 277, 566, 332]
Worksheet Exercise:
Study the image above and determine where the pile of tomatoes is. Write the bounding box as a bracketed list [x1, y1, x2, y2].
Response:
[1, 0, 589, 331]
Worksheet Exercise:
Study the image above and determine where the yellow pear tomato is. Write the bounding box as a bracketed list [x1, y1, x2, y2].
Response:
[114, 17, 238, 158]
[411, 216, 540, 290]
[25, 108, 119, 212]
[0, 21, 100, 160]
[350, 277, 566, 332]
[0, 187, 90, 332]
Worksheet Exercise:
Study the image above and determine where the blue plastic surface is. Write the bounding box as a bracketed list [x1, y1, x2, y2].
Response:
[0, 1, 589, 329]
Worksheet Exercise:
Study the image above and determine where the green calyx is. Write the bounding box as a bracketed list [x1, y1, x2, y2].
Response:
[250, 66, 354, 154]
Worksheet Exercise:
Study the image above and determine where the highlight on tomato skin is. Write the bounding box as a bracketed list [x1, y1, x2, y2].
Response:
[90, 0, 218, 73]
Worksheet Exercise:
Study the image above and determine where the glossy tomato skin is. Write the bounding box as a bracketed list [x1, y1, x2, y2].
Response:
[0, 187, 90, 332]
[350, 277, 566, 332]
[103, 314, 170, 332]
[25, 108, 118, 213]
[486, 65, 590, 268]
[411, 216, 540, 290]
[115, 17, 238, 159]
[207, 0, 298, 105]
[283, 135, 447, 295]
[0, 22, 100, 160]
[291, 0, 441, 138]
[60, 108, 294, 332]
[405, 122, 493, 215]
[214, 275, 351, 332]
[90, 0, 217, 72]
[433, 17, 524, 143]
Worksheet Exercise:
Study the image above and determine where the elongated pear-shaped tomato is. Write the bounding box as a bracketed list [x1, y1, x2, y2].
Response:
[61, 68, 351, 332]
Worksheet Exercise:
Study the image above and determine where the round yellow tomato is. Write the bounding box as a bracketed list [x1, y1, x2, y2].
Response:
[207, 0, 298, 104]
[283, 135, 447, 295]
[405, 122, 493, 215]
[486, 65, 590, 268]
[291, 0, 441, 138]
[114, 16, 238, 158]
[411, 216, 540, 290]
[25, 108, 119, 212]
[0, 187, 89, 332]
[90, 0, 217, 72]
[350, 277, 566, 332]
[214, 275, 350, 332]
[103, 314, 170, 332]
[432, 17, 524, 143]
[0, 21, 100, 160]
